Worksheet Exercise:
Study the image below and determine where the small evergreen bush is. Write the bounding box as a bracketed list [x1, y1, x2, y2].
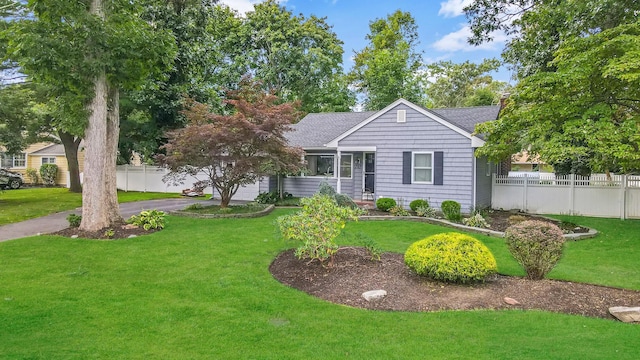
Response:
[316, 181, 358, 209]
[505, 220, 565, 280]
[404, 232, 497, 283]
[66, 214, 82, 227]
[127, 210, 166, 230]
[39, 163, 58, 186]
[415, 205, 436, 218]
[409, 199, 429, 212]
[376, 197, 396, 212]
[441, 200, 462, 222]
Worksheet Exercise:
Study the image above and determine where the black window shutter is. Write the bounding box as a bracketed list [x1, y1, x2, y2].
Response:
[434, 151, 444, 185]
[402, 152, 412, 184]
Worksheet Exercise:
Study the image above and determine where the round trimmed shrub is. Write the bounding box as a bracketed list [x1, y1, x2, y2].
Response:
[404, 232, 497, 283]
[504, 220, 565, 280]
[376, 197, 396, 212]
[409, 199, 429, 212]
[441, 200, 462, 222]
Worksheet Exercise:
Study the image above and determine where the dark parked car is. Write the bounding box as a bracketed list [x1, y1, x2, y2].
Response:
[0, 168, 23, 189]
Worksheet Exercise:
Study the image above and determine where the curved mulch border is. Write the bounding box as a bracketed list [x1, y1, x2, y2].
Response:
[270, 247, 640, 321]
[358, 215, 598, 240]
[170, 204, 275, 219]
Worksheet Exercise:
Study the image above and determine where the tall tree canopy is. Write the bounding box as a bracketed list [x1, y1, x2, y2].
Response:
[232, 0, 353, 113]
[8, 0, 176, 230]
[468, 0, 640, 174]
[349, 10, 426, 110]
[425, 59, 508, 108]
[159, 78, 304, 208]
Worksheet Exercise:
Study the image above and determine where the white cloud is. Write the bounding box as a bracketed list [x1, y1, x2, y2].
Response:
[438, 0, 473, 18]
[218, 0, 289, 15]
[432, 25, 509, 52]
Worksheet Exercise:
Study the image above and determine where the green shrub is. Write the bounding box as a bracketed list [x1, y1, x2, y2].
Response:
[462, 213, 490, 228]
[389, 205, 410, 216]
[376, 197, 396, 212]
[409, 199, 429, 212]
[184, 203, 204, 211]
[404, 232, 497, 283]
[255, 191, 278, 204]
[26, 168, 40, 184]
[504, 220, 565, 280]
[39, 163, 58, 186]
[415, 205, 436, 218]
[277, 194, 359, 266]
[127, 210, 166, 230]
[441, 200, 462, 222]
[66, 214, 82, 228]
[317, 181, 358, 209]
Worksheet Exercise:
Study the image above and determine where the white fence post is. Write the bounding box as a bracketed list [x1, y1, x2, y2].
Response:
[621, 174, 627, 220]
[569, 174, 575, 216]
[522, 173, 528, 212]
[125, 165, 129, 192]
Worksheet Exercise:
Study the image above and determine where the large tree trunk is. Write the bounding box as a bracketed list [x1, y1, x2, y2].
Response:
[80, 73, 123, 231]
[59, 131, 82, 193]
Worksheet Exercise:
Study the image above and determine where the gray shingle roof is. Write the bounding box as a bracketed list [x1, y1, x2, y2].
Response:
[31, 144, 66, 155]
[287, 104, 500, 148]
[429, 105, 501, 134]
[287, 111, 377, 148]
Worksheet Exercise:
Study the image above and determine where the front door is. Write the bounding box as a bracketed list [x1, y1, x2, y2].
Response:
[364, 153, 375, 194]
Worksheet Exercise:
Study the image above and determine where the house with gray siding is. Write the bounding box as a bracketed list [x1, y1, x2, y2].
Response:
[277, 98, 500, 212]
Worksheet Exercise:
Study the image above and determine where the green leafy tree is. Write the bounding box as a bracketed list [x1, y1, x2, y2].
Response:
[158, 78, 304, 208]
[236, 0, 353, 113]
[349, 10, 426, 110]
[476, 21, 640, 174]
[425, 59, 508, 108]
[8, 0, 176, 231]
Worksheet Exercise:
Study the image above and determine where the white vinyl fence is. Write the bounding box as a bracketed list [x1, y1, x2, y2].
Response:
[115, 165, 262, 201]
[492, 174, 640, 219]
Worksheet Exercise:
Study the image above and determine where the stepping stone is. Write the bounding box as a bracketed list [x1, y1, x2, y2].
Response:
[362, 290, 387, 301]
[504, 297, 520, 305]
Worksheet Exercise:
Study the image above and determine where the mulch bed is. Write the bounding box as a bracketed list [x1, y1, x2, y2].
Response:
[53, 221, 158, 240]
[364, 209, 590, 234]
[270, 247, 640, 320]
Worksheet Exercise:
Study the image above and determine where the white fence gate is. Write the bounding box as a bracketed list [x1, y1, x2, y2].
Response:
[492, 174, 640, 219]
[115, 165, 262, 201]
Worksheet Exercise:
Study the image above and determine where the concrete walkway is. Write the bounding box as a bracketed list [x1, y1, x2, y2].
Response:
[0, 198, 220, 242]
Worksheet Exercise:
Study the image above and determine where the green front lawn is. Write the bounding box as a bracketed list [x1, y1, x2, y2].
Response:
[1, 211, 639, 359]
[0, 187, 181, 225]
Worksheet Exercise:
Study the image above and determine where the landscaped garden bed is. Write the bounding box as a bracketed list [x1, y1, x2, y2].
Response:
[171, 203, 274, 218]
[270, 246, 640, 320]
[362, 208, 596, 239]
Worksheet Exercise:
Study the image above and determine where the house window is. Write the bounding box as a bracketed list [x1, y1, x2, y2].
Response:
[305, 154, 334, 176]
[42, 157, 56, 165]
[339, 155, 352, 178]
[12, 153, 26, 168]
[413, 152, 433, 183]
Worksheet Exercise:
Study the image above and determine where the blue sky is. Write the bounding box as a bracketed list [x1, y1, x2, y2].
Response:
[219, 0, 514, 83]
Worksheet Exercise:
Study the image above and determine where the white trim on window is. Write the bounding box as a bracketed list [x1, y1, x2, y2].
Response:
[339, 154, 352, 179]
[301, 153, 336, 177]
[12, 153, 26, 168]
[41, 156, 57, 165]
[412, 152, 434, 184]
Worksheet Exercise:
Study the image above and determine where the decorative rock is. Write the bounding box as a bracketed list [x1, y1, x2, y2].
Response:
[362, 290, 387, 301]
[504, 297, 520, 305]
[71, 235, 79, 239]
[122, 224, 138, 230]
[128, 235, 138, 239]
[609, 306, 640, 323]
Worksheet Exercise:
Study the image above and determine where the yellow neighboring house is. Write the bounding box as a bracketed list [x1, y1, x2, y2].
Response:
[0, 142, 85, 186]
